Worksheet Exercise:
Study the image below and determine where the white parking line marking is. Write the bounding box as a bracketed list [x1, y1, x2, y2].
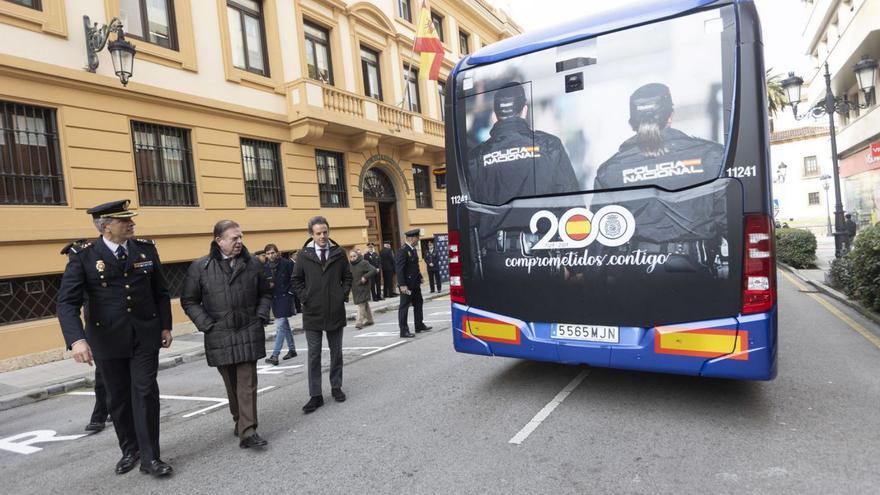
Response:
[353, 332, 400, 338]
[264, 347, 382, 351]
[508, 369, 590, 445]
[257, 364, 303, 375]
[361, 340, 409, 356]
[69, 389, 273, 419]
[368, 320, 447, 326]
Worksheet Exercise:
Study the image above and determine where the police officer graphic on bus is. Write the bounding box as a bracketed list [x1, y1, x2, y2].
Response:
[593, 82, 728, 280]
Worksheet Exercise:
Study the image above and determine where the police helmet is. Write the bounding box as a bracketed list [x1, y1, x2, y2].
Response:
[628, 83, 674, 130]
[493, 83, 527, 119]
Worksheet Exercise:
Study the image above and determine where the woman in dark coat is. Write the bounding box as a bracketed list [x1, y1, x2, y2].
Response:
[348, 251, 377, 329]
[181, 220, 272, 448]
[263, 244, 297, 365]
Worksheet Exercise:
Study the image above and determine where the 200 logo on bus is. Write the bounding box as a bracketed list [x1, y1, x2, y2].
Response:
[529, 205, 636, 250]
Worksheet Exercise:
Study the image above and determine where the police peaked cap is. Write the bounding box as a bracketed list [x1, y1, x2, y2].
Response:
[628, 82, 674, 128]
[86, 199, 137, 219]
[494, 82, 527, 118]
[404, 228, 422, 237]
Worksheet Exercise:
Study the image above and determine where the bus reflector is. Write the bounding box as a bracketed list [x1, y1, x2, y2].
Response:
[462, 315, 521, 345]
[742, 214, 776, 314]
[654, 327, 748, 360]
[449, 229, 465, 304]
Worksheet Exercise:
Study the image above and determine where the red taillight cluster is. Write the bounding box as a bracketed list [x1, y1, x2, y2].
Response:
[742, 214, 776, 314]
[448, 229, 465, 304]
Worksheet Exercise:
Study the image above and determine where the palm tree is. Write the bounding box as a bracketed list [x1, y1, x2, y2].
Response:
[766, 69, 788, 118]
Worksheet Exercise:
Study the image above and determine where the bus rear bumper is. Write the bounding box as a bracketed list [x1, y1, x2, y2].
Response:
[452, 304, 777, 381]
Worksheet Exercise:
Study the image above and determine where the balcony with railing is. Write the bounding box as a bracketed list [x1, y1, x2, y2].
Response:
[285, 79, 445, 153]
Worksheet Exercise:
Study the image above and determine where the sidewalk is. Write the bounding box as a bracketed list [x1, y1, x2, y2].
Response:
[0, 286, 449, 412]
[779, 233, 880, 327]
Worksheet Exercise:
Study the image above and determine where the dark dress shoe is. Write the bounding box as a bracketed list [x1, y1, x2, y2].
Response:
[239, 432, 268, 449]
[115, 452, 140, 475]
[282, 350, 297, 360]
[265, 355, 279, 365]
[85, 421, 105, 432]
[331, 388, 346, 402]
[400, 332, 415, 338]
[415, 326, 432, 332]
[140, 459, 173, 477]
[302, 395, 324, 413]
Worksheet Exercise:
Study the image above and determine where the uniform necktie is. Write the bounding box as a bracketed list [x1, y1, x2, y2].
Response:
[116, 245, 127, 261]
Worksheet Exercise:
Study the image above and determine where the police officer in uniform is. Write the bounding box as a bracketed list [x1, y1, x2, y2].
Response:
[396, 229, 432, 338]
[364, 243, 382, 301]
[57, 199, 174, 477]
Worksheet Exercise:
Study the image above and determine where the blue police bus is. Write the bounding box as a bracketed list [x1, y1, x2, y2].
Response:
[444, 0, 776, 380]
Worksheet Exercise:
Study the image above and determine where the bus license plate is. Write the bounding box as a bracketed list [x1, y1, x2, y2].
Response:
[552, 324, 619, 343]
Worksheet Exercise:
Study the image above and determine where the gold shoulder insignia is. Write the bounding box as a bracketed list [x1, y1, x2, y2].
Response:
[61, 239, 92, 255]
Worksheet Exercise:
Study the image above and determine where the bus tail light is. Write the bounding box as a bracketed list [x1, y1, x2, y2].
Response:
[448, 229, 465, 304]
[741, 214, 776, 314]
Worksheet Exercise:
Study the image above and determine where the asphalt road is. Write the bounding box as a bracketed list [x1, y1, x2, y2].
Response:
[1, 275, 879, 494]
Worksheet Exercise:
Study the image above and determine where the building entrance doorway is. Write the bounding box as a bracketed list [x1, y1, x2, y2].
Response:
[362, 168, 400, 249]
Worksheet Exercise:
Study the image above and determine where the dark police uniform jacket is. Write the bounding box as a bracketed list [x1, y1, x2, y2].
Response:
[364, 250, 381, 269]
[57, 237, 172, 360]
[467, 117, 579, 205]
[395, 244, 423, 290]
[423, 250, 439, 273]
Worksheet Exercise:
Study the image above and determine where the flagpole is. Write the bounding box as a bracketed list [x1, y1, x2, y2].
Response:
[396, 21, 420, 131]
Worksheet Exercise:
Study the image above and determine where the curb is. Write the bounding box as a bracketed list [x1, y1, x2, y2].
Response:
[778, 263, 880, 327]
[1, 290, 450, 412]
[0, 348, 205, 412]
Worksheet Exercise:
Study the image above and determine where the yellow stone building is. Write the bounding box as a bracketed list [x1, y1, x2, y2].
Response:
[0, 0, 520, 366]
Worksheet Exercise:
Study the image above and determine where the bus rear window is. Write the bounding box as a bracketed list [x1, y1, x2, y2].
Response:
[458, 6, 734, 206]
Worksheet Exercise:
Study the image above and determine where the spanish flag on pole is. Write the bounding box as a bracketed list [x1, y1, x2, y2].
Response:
[414, 0, 444, 80]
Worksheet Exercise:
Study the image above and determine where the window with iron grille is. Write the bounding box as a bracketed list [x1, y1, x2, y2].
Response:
[227, 0, 269, 76]
[119, 0, 178, 50]
[431, 11, 444, 42]
[803, 155, 819, 177]
[404, 67, 421, 113]
[0, 261, 195, 326]
[241, 138, 284, 207]
[161, 261, 191, 299]
[808, 192, 820, 205]
[304, 20, 334, 85]
[459, 30, 470, 55]
[131, 121, 198, 206]
[413, 165, 432, 208]
[0, 101, 65, 205]
[6, 0, 41, 9]
[315, 150, 348, 207]
[0, 274, 60, 325]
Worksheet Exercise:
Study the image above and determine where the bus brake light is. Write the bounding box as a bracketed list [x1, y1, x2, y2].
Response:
[742, 214, 776, 314]
[448, 229, 465, 304]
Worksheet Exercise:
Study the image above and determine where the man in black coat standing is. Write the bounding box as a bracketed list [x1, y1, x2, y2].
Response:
[292, 216, 353, 413]
[57, 199, 174, 477]
[264, 243, 297, 365]
[379, 241, 396, 298]
[396, 229, 432, 338]
[364, 243, 382, 301]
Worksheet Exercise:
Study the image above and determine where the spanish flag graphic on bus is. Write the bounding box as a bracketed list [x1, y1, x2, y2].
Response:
[414, 1, 444, 80]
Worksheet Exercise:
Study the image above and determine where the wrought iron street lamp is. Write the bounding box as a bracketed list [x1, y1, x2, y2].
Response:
[821, 174, 832, 236]
[83, 16, 136, 86]
[781, 56, 877, 257]
[774, 161, 788, 183]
